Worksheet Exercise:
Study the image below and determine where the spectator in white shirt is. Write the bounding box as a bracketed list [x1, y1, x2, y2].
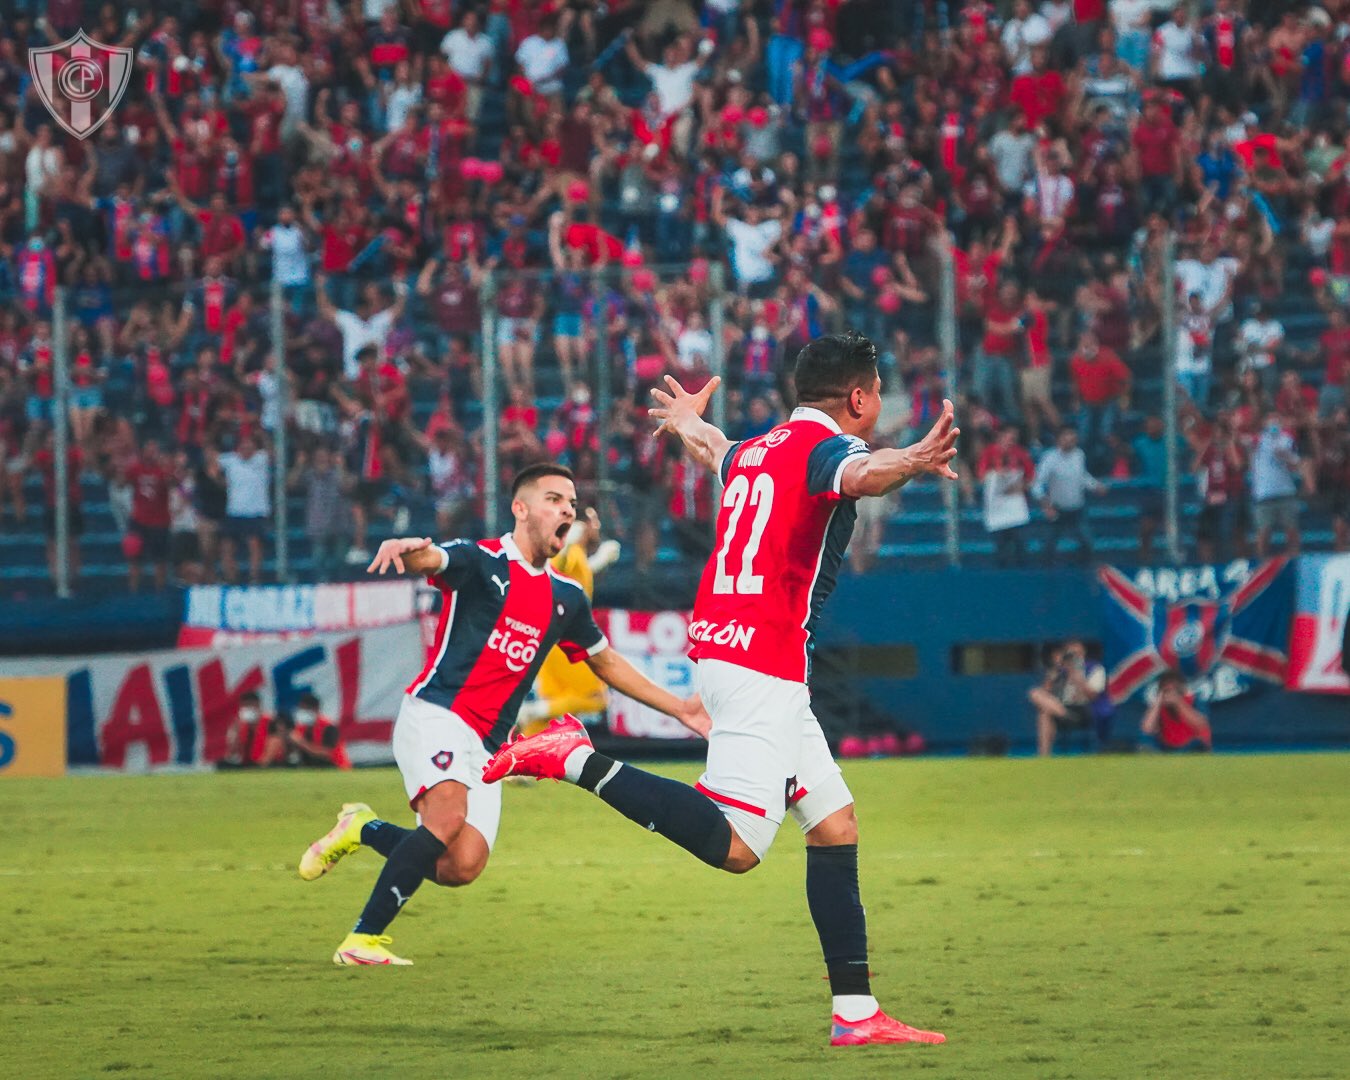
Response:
[712, 188, 783, 297]
[440, 10, 495, 120]
[1175, 242, 1239, 326]
[675, 312, 713, 374]
[1032, 427, 1106, 564]
[261, 204, 310, 289]
[315, 276, 408, 380]
[624, 30, 700, 155]
[514, 15, 569, 97]
[1152, 6, 1203, 93]
[219, 433, 271, 585]
[1238, 303, 1285, 395]
[1003, 0, 1054, 75]
[1250, 418, 1301, 556]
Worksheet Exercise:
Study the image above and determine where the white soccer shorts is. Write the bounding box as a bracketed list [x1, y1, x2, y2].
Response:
[392, 694, 502, 851]
[694, 658, 854, 861]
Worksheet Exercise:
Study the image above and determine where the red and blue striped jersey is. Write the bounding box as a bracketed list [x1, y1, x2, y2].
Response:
[410, 533, 608, 751]
[689, 408, 871, 684]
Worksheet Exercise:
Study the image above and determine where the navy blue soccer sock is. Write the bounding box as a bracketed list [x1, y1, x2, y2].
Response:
[361, 818, 445, 884]
[353, 825, 445, 935]
[806, 844, 872, 996]
[577, 753, 733, 868]
[360, 819, 411, 857]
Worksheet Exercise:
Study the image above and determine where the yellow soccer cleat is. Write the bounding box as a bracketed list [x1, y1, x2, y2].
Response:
[298, 802, 376, 881]
[332, 932, 413, 966]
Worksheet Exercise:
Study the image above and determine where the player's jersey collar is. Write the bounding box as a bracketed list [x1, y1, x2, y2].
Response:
[791, 406, 844, 434]
[500, 532, 547, 575]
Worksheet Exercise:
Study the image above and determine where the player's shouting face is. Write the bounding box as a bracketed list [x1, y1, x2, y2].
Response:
[512, 471, 578, 562]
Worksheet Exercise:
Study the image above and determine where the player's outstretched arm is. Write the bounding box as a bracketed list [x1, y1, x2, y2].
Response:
[367, 537, 442, 576]
[649, 374, 733, 476]
[841, 398, 960, 498]
[586, 647, 712, 738]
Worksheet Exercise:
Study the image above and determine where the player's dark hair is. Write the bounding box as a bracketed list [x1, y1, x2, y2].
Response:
[297, 692, 320, 709]
[511, 462, 575, 497]
[793, 332, 879, 404]
[240, 691, 260, 706]
[1158, 668, 1186, 688]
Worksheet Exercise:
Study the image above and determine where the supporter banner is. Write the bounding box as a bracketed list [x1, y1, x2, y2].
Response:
[595, 610, 700, 740]
[180, 582, 415, 644]
[1286, 554, 1350, 694]
[0, 623, 419, 771]
[1098, 559, 1293, 705]
[0, 677, 67, 778]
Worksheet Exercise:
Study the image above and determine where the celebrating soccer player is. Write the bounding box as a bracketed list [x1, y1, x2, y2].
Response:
[297, 463, 709, 966]
[482, 333, 959, 1046]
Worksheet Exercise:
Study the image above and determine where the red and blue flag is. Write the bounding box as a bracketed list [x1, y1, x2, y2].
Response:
[1098, 559, 1293, 702]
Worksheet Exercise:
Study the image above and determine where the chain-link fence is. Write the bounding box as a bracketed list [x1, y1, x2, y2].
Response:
[12, 221, 1344, 598]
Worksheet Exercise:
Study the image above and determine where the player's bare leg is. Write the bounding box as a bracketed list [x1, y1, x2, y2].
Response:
[805, 805, 945, 1046]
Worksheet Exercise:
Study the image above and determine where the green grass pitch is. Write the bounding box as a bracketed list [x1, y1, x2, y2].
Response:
[5, 754, 1349, 1079]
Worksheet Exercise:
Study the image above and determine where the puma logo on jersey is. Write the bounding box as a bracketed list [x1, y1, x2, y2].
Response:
[491, 574, 509, 596]
[390, 886, 410, 908]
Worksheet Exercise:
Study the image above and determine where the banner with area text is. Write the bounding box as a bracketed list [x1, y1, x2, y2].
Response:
[1098, 559, 1293, 705]
[0, 623, 420, 771]
[1286, 554, 1350, 694]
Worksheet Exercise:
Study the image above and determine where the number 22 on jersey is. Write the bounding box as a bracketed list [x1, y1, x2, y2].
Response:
[713, 474, 775, 594]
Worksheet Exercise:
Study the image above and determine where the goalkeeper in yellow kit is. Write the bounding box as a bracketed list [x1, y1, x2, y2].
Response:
[517, 508, 621, 735]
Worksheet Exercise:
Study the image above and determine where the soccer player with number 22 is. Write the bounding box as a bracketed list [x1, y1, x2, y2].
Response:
[484, 332, 960, 1047]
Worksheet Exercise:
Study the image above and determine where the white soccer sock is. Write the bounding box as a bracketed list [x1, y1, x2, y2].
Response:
[832, 995, 880, 1023]
[562, 745, 594, 784]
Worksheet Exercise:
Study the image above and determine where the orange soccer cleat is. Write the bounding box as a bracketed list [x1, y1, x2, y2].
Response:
[481, 715, 591, 784]
[830, 1010, 947, 1047]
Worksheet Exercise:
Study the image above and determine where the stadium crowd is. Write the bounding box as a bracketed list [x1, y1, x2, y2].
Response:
[2, 0, 1350, 589]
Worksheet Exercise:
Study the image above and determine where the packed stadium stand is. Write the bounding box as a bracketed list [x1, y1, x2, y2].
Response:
[2, 0, 1349, 594]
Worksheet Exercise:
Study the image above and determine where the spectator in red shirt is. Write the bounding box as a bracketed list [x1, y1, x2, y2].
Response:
[1009, 46, 1066, 131]
[1141, 670, 1211, 752]
[126, 438, 173, 592]
[976, 280, 1026, 423]
[1069, 330, 1131, 469]
[1316, 307, 1350, 416]
[1193, 418, 1249, 563]
[1131, 97, 1180, 212]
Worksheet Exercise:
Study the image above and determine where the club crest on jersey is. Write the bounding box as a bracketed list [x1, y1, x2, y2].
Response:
[431, 750, 454, 771]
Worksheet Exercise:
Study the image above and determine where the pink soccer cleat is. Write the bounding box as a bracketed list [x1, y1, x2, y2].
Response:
[830, 1010, 946, 1047]
[482, 715, 592, 784]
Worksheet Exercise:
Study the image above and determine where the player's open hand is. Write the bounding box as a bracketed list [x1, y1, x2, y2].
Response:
[911, 398, 960, 480]
[679, 693, 712, 740]
[367, 536, 434, 575]
[649, 374, 721, 436]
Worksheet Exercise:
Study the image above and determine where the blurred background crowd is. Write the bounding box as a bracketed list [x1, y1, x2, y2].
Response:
[2, 0, 1350, 596]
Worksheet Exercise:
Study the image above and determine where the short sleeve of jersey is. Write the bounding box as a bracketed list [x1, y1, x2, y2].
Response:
[427, 539, 477, 591]
[718, 441, 745, 486]
[806, 434, 871, 499]
[557, 593, 609, 663]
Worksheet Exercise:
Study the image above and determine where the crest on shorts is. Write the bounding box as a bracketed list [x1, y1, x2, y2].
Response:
[431, 750, 455, 771]
[28, 31, 134, 141]
[1098, 559, 1291, 704]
